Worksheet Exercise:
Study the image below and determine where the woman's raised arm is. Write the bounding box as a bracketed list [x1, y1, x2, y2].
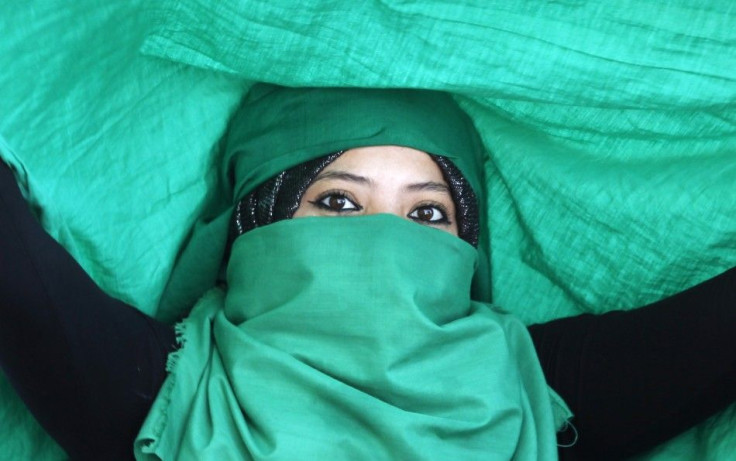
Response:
[530, 267, 736, 460]
[0, 161, 176, 460]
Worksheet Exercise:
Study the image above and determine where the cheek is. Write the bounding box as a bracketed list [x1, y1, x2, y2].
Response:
[447, 207, 459, 236]
[292, 199, 311, 218]
[291, 190, 314, 218]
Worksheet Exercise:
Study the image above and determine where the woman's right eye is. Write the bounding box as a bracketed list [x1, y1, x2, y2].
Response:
[312, 193, 361, 212]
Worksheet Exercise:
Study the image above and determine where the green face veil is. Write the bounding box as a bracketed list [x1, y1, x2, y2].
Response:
[137, 85, 569, 460]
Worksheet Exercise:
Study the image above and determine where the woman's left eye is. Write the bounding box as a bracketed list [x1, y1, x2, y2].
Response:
[408, 205, 448, 224]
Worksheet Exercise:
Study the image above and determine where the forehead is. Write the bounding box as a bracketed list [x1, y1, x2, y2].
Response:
[321, 145, 446, 182]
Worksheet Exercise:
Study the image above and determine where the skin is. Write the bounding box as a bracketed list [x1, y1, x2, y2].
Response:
[293, 145, 458, 236]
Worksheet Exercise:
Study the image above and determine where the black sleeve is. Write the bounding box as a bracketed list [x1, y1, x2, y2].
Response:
[0, 162, 176, 461]
[530, 267, 736, 460]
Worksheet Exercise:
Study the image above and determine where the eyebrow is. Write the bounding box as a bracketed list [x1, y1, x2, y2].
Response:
[405, 181, 451, 194]
[312, 171, 373, 185]
[312, 171, 450, 194]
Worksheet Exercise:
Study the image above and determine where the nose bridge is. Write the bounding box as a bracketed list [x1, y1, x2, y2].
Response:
[364, 188, 404, 218]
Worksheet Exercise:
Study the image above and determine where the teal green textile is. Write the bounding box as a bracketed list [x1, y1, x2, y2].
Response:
[143, 1, 736, 107]
[137, 215, 561, 460]
[1, 1, 735, 460]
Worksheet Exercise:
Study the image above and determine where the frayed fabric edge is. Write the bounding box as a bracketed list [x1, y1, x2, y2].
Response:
[165, 321, 189, 373]
[135, 288, 225, 461]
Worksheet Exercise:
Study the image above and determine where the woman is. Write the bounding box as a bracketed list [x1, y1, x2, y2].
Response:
[1, 84, 735, 460]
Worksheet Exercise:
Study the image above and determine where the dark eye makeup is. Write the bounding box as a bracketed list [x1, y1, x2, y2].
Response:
[309, 190, 362, 213]
[408, 203, 451, 225]
[308, 190, 452, 227]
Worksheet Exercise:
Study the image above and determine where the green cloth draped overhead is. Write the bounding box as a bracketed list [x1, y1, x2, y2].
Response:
[1, 1, 735, 460]
[136, 216, 563, 460]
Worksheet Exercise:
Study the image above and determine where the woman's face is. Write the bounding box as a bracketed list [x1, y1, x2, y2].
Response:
[293, 146, 458, 236]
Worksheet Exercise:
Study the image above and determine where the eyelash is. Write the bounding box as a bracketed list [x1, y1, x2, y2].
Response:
[310, 189, 362, 213]
[409, 201, 452, 226]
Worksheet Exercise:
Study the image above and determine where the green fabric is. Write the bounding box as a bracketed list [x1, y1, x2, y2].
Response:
[142, 1, 736, 107]
[1, 1, 735, 460]
[136, 215, 560, 460]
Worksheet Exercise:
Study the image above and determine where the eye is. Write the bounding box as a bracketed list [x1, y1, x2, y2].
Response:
[311, 192, 361, 212]
[408, 204, 449, 224]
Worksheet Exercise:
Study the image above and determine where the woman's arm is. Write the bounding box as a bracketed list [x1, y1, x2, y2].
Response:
[0, 162, 176, 461]
[530, 267, 736, 460]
